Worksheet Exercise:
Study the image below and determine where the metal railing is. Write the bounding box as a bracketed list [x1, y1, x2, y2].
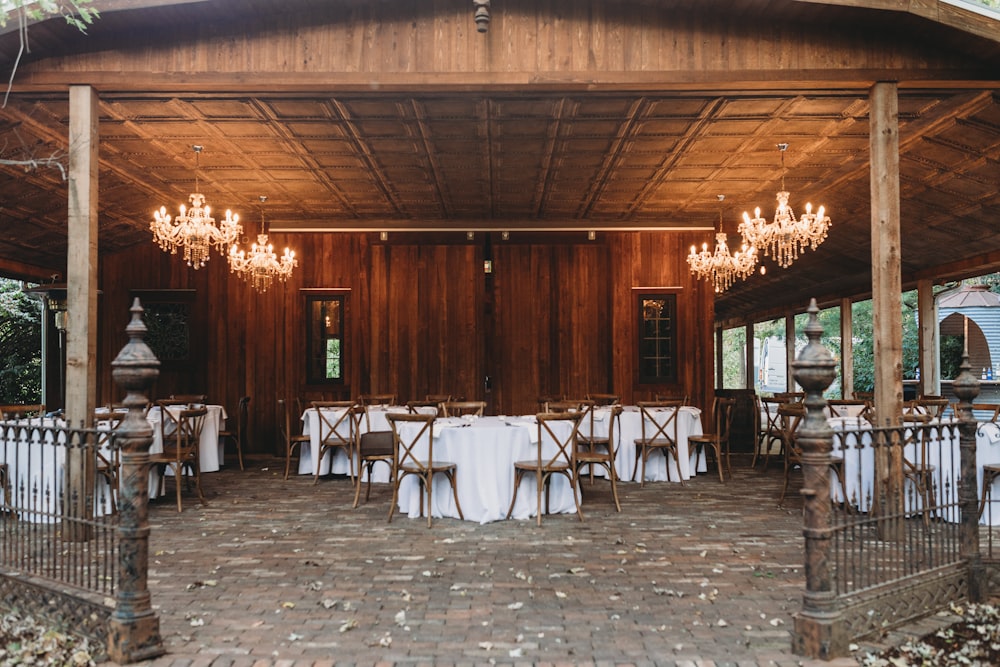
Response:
[0, 418, 119, 597]
[829, 420, 962, 597]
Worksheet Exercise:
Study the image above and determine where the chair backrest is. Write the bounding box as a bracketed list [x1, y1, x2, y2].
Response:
[385, 412, 436, 473]
[912, 396, 950, 419]
[602, 404, 624, 454]
[166, 407, 208, 459]
[535, 411, 583, 469]
[441, 400, 486, 417]
[406, 399, 443, 417]
[425, 394, 452, 403]
[236, 395, 250, 439]
[775, 391, 805, 401]
[654, 393, 690, 405]
[311, 401, 356, 446]
[970, 403, 1000, 423]
[637, 400, 684, 445]
[760, 396, 789, 434]
[777, 401, 806, 456]
[543, 399, 591, 414]
[826, 399, 870, 419]
[0, 404, 46, 420]
[358, 394, 397, 407]
[711, 397, 736, 442]
[586, 393, 620, 406]
[536, 395, 563, 410]
[171, 394, 207, 404]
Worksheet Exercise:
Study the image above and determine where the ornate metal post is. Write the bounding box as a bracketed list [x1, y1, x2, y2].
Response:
[107, 299, 165, 662]
[951, 349, 983, 602]
[792, 300, 846, 658]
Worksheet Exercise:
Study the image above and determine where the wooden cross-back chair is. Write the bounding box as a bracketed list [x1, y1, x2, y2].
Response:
[170, 394, 207, 404]
[358, 394, 397, 407]
[689, 397, 736, 483]
[310, 401, 357, 484]
[279, 398, 311, 480]
[406, 399, 443, 417]
[586, 393, 620, 406]
[506, 411, 584, 526]
[218, 396, 249, 470]
[756, 396, 792, 468]
[94, 408, 124, 513]
[151, 406, 208, 512]
[441, 401, 486, 418]
[575, 404, 623, 512]
[386, 412, 463, 528]
[633, 400, 685, 485]
[353, 405, 395, 508]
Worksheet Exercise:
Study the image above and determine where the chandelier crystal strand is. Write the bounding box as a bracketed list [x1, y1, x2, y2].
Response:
[737, 143, 831, 269]
[687, 195, 758, 293]
[228, 196, 298, 292]
[150, 145, 242, 268]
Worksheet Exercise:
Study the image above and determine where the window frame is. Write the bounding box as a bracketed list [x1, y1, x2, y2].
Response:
[636, 291, 678, 385]
[304, 290, 348, 386]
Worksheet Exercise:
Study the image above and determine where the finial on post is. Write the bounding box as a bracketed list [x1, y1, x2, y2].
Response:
[473, 0, 490, 33]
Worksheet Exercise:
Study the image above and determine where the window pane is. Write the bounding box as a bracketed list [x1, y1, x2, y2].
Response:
[638, 294, 677, 384]
[306, 295, 345, 384]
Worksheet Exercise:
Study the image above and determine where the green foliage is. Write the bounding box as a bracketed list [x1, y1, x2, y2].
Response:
[0, 0, 99, 32]
[0, 279, 41, 404]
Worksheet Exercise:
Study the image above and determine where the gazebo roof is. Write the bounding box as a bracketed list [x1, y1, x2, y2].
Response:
[939, 283, 1000, 309]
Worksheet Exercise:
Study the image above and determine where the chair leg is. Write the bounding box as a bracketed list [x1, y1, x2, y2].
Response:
[505, 470, 524, 520]
[174, 464, 183, 512]
[235, 435, 244, 471]
[447, 470, 464, 521]
[352, 461, 365, 509]
[979, 469, 998, 519]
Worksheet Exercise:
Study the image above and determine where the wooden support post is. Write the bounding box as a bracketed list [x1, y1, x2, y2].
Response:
[64, 84, 99, 541]
[745, 322, 754, 391]
[715, 326, 724, 388]
[870, 81, 904, 535]
[107, 299, 165, 663]
[840, 298, 854, 399]
[791, 300, 846, 659]
[917, 279, 939, 398]
[785, 313, 796, 392]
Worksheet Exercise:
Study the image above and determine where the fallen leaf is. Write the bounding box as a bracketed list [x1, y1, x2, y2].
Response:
[508, 601, 524, 610]
[339, 619, 357, 633]
[281, 602, 295, 609]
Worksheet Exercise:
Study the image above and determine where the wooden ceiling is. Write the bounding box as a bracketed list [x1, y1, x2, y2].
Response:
[0, 0, 998, 324]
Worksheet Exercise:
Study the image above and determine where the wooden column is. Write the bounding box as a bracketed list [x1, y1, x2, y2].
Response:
[840, 298, 854, 399]
[785, 313, 796, 392]
[64, 85, 99, 539]
[715, 326, 724, 388]
[870, 81, 904, 532]
[870, 81, 903, 428]
[745, 322, 754, 390]
[917, 278, 939, 397]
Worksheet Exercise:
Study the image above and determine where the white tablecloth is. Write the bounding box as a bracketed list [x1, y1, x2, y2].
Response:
[830, 416, 1000, 525]
[394, 415, 578, 524]
[0, 417, 67, 522]
[580, 406, 704, 482]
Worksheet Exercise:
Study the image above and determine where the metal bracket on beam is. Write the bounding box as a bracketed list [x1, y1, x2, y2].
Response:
[473, 0, 490, 33]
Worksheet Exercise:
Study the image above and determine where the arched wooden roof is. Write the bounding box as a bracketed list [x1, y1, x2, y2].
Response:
[0, 0, 998, 324]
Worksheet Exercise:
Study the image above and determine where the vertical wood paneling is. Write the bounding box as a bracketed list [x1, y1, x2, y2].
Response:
[98, 229, 713, 457]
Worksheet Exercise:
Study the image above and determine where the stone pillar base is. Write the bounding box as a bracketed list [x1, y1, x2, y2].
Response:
[107, 613, 165, 664]
[793, 611, 850, 660]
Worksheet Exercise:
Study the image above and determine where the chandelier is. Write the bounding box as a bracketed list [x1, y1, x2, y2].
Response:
[150, 145, 242, 269]
[687, 195, 758, 293]
[228, 196, 298, 292]
[737, 143, 831, 269]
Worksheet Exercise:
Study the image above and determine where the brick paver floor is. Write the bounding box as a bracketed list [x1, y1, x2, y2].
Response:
[94, 455, 938, 667]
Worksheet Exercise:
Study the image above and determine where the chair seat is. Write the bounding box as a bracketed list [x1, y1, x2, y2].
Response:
[512, 459, 573, 472]
[400, 461, 456, 474]
[634, 437, 676, 447]
[576, 451, 610, 463]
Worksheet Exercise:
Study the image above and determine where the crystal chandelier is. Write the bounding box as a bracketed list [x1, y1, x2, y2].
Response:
[737, 143, 831, 269]
[687, 195, 758, 293]
[228, 196, 298, 292]
[150, 145, 242, 269]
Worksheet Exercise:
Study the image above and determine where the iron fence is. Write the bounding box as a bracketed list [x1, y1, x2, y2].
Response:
[0, 418, 119, 597]
[829, 420, 962, 597]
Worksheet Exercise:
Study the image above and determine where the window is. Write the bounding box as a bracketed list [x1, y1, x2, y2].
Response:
[637, 293, 677, 384]
[306, 294, 345, 384]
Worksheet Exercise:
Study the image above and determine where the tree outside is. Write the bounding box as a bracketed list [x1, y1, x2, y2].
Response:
[0, 278, 42, 404]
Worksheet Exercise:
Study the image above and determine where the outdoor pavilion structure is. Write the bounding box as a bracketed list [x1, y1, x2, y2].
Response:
[0, 1, 999, 656]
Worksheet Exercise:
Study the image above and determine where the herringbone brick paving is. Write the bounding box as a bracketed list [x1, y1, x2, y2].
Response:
[98, 456, 914, 667]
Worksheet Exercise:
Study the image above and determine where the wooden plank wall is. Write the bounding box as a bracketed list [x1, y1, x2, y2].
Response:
[96, 230, 714, 457]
